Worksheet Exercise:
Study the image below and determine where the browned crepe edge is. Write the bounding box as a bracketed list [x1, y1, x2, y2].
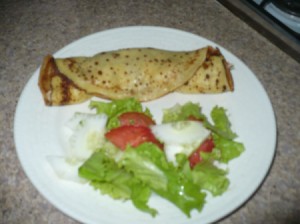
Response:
[38, 55, 90, 106]
[207, 46, 234, 91]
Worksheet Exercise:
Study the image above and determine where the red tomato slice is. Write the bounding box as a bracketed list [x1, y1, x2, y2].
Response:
[105, 125, 163, 150]
[189, 137, 215, 168]
[118, 112, 155, 127]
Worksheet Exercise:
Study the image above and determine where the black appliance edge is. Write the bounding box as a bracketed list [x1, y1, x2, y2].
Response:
[217, 0, 300, 63]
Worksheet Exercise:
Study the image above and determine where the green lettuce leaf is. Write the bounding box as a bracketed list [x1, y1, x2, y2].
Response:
[210, 106, 237, 139]
[212, 134, 245, 163]
[78, 149, 158, 216]
[176, 153, 229, 196]
[89, 98, 152, 129]
[131, 184, 157, 217]
[210, 106, 245, 163]
[192, 161, 229, 196]
[161, 102, 235, 140]
[120, 143, 169, 191]
[120, 143, 206, 217]
[162, 102, 206, 123]
[78, 150, 133, 199]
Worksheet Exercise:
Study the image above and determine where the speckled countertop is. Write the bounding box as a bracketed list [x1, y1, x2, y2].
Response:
[1, 0, 299, 223]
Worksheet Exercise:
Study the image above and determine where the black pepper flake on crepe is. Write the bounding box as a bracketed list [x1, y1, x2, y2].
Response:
[38, 46, 234, 106]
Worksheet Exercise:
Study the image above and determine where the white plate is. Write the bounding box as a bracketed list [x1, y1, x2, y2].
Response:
[14, 26, 277, 224]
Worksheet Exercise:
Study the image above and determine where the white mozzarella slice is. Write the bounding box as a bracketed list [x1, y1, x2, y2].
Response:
[151, 121, 210, 164]
[164, 143, 200, 164]
[151, 121, 210, 145]
[67, 113, 107, 161]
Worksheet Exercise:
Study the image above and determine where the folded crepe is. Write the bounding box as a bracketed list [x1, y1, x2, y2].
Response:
[38, 46, 233, 106]
[38, 55, 91, 106]
[176, 47, 234, 93]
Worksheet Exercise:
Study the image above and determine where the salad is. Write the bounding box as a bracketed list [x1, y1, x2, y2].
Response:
[47, 98, 245, 217]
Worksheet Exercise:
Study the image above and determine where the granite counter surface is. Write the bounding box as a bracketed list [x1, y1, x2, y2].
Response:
[1, 0, 299, 223]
